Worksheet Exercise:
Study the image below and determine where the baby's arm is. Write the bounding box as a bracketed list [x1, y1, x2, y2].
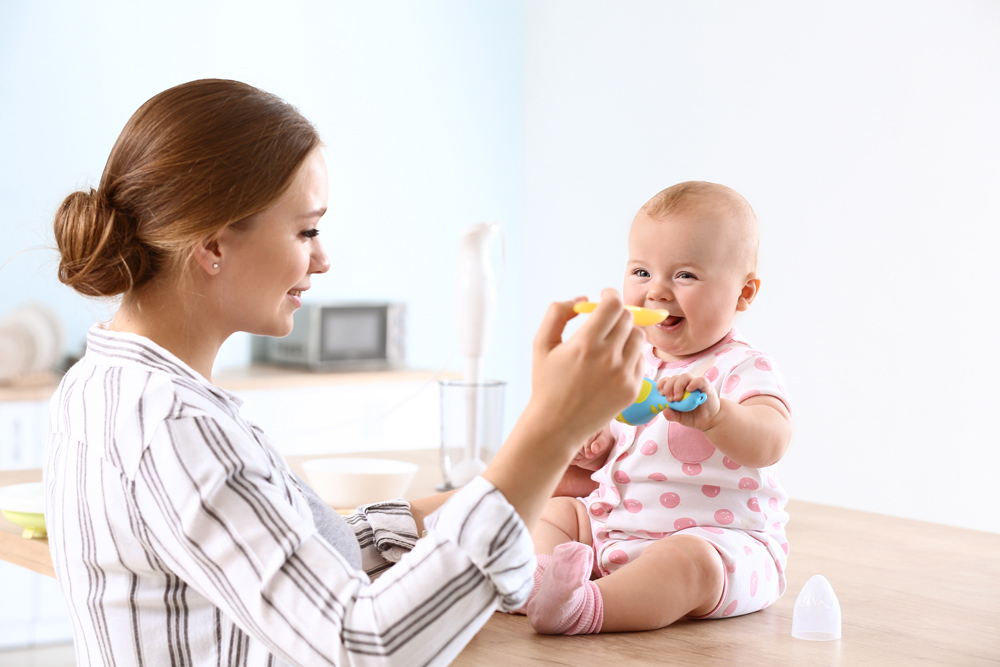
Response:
[571, 425, 615, 471]
[657, 374, 791, 468]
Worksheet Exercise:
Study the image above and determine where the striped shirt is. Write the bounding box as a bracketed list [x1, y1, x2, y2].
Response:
[44, 325, 533, 666]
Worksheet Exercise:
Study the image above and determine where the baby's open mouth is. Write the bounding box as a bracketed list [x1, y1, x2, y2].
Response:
[660, 316, 684, 328]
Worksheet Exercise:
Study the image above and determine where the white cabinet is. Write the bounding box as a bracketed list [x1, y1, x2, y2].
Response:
[0, 400, 49, 470]
[0, 560, 73, 649]
[0, 398, 71, 649]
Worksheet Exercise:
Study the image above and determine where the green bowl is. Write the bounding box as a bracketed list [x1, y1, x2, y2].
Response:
[0, 482, 46, 539]
[1, 509, 46, 539]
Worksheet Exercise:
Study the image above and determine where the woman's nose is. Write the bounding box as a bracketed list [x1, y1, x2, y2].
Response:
[311, 241, 331, 274]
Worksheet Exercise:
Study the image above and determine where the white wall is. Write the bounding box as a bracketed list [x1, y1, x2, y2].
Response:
[520, 1, 1000, 532]
[0, 0, 525, 395]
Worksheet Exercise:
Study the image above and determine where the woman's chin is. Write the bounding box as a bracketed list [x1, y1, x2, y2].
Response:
[246, 318, 295, 339]
[273, 321, 295, 338]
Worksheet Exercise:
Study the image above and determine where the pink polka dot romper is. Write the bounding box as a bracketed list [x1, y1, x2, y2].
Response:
[583, 329, 792, 619]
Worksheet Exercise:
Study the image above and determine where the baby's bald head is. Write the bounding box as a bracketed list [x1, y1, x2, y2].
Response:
[640, 181, 759, 275]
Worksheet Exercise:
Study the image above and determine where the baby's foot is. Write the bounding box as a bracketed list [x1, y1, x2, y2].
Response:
[510, 553, 552, 615]
[526, 542, 603, 635]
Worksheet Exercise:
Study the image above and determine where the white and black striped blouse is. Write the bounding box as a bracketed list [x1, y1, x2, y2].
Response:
[44, 325, 533, 666]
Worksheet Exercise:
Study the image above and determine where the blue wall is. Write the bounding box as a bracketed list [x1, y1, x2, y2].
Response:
[0, 0, 525, 394]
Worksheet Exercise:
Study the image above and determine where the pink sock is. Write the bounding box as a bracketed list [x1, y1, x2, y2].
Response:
[511, 553, 552, 615]
[527, 542, 604, 635]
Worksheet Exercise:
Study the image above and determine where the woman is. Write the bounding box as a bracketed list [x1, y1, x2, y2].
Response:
[46, 79, 643, 666]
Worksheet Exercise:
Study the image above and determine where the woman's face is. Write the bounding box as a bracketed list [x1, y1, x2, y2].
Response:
[213, 147, 330, 338]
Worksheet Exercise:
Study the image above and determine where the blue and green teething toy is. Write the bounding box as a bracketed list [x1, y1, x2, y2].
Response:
[616, 377, 707, 425]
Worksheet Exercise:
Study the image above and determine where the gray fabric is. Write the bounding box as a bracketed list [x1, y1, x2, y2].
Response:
[295, 474, 363, 570]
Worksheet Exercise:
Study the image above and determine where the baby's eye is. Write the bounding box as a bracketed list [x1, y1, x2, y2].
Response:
[633, 268, 650, 278]
[302, 228, 320, 239]
[676, 271, 696, 280]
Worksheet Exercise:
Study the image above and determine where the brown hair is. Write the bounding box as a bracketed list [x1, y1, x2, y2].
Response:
[54, 79, 321, 298]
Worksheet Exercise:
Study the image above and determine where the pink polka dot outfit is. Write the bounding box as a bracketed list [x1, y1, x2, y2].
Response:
[583, 329, 791, 619]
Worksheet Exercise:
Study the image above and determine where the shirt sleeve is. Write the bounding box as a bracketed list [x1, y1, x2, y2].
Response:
[131, 410, 533, 667]
[719, 351, 792, 412]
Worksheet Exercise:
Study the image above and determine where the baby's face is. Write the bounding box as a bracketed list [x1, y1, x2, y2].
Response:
[624, 206, 756, 362]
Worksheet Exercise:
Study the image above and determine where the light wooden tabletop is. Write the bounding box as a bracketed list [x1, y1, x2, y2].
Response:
[3, 457, 998, 666]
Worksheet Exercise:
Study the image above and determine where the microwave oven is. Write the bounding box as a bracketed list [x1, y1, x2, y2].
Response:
[251, 302, 406, 371]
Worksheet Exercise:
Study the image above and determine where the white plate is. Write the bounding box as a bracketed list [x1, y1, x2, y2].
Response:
[2, 303, 63, 372]
[0, 482, 45, 514]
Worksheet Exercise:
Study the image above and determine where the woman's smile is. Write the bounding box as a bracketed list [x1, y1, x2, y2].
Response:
[287, 288, 305, 308]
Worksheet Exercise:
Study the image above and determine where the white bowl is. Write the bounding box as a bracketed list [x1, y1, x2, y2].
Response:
[301, 457, 418, 508]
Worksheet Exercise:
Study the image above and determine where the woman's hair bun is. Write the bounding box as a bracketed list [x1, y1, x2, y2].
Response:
[53, 188, 157, 297]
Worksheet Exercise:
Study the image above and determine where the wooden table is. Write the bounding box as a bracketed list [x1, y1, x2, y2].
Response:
[3, 457, 999, 666]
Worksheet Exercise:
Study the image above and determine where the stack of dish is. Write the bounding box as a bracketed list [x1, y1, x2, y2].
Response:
[0, 303, 63, 382]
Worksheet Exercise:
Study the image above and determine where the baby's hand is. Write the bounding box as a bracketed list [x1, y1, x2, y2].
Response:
[656, 374, 721, 430]
[573, 425, 615, 471]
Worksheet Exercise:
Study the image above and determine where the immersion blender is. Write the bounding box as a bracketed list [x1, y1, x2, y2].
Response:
[449, 221, 503, 486]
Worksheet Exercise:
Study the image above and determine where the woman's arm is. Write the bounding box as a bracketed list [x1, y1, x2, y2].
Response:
[129, 291, 643, 666]
[410, 489, 457, 535]
[134, 414, 533, 666]
[409, 291, 643, 532]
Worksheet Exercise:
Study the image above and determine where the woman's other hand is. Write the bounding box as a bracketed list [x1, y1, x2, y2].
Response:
[573, 426, 615, 471]
[483, 288, 643, 529]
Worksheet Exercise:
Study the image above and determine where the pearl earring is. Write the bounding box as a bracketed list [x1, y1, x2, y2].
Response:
[213, 263, 219, 269]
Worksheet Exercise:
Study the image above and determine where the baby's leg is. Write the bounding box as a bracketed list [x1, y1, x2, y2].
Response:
[597, 534, 725, 632]
[527, 541, 603, 634]
[514, 497, 594, 616]
[530, 495, 593, 555]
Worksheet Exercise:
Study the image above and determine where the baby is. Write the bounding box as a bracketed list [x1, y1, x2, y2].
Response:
[525, 181, 793, 634]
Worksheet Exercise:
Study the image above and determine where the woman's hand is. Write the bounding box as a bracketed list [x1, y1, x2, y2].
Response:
[528, 289, 645, 448]
[552, 464, 600, 498]
[573, 426, 615, 471]
[482, 289, 644, 530]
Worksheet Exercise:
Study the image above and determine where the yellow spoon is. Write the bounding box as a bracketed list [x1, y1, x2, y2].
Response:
[572, 301, 670, 326]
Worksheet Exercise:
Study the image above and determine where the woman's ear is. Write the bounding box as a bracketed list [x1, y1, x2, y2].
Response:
[191, 235, 223, 276]
[736, 274, 760, 312]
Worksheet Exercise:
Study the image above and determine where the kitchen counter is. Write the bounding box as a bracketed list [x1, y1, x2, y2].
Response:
[3, 453, 998, 665]
[0, 366, 451, 402]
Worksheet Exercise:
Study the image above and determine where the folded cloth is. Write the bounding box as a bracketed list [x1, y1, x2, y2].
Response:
[344, 498, 420, 578]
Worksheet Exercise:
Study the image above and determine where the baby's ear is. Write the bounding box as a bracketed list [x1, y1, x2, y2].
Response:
[736, 274, 760, 312]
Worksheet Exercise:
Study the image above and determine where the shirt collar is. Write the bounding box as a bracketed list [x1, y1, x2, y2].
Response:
[84, 323, 243, 406]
